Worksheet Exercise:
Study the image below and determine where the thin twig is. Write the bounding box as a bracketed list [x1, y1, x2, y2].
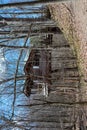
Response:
[11, 24, 32, 119]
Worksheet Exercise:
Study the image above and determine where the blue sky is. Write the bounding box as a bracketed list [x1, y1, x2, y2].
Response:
[0, 0, 32, 4]
[0, 0, 34, 4]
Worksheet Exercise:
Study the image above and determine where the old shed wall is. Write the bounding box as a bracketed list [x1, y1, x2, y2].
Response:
[48, 0, 87, 102]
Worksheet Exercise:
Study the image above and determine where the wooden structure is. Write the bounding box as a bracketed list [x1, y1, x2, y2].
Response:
[21, 33, 80, 130]
[24, 48, 51, 97]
